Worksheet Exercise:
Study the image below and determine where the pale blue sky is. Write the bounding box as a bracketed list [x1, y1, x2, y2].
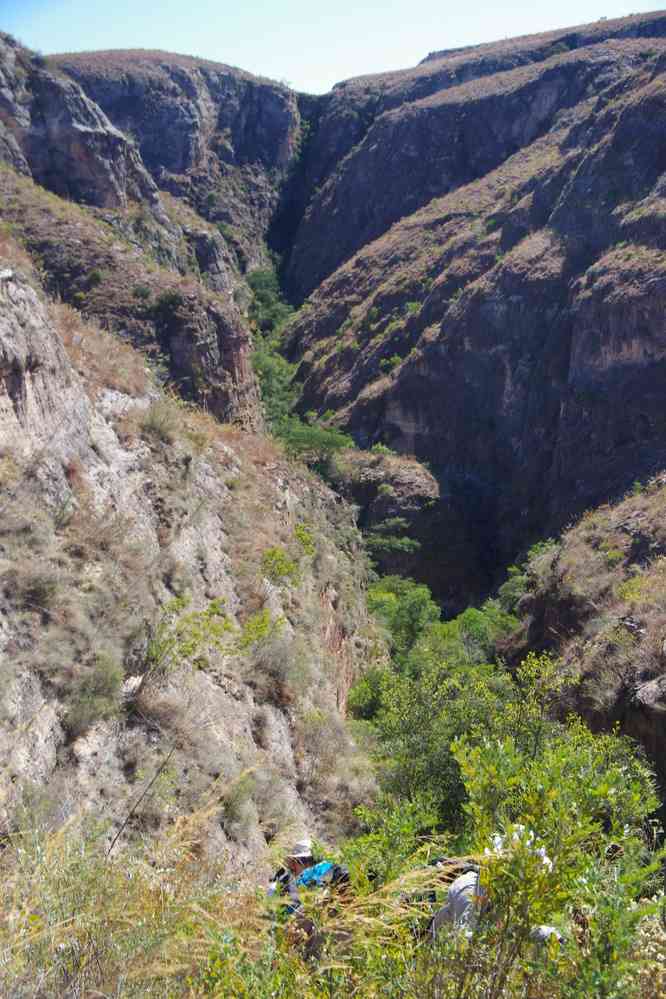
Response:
[1, 0, 661, 93]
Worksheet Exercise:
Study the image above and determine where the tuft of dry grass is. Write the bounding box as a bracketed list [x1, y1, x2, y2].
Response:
[52, 301, 150, 399]
[0, 224, 36, 281]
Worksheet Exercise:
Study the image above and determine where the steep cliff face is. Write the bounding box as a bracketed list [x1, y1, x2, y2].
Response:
[285, 11, 666, 298]
[0, 258, 376, 859]
[0, 165, 262, 427]
[0, 33, 158, 210]
[286, 32, 666, 605]
[328, 449, 486, 613]
[51, 50, 302, 272]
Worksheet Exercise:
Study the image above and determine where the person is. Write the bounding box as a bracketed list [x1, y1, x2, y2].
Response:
[267, 838, 315, 916]
[267, 838, 350, 918]
[267, 837, 349, 959]
[428, 866, 488, 939]
[429, 866, 564, 948]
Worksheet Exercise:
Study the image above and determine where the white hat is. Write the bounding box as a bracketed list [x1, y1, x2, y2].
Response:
[287, 838, 313, 860]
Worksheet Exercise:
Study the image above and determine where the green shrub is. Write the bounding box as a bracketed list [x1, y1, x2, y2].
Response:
[247, 265, 297, 427]
[365, 533, 420, 554]
[385, 318, 405, 336]
[364, 518, 420, 557]
[406, 600, 517, 675]
[367, 575, 440, 668]
[237, 608, 283, 651]
[375, 656, 513, 826]
[132, 284, 151, 301]
[605, 547, 624, 567]
[347, 665, 390, 720]
[144, 596, 232, 682]
[251, 346, 297, 428]
[497, 564, 528, 613]
[341, 793, 438, 888]
[154, 289, 185, 317]
[247, 268, 293, 334]
[379, 354, 402, 373]
[294, 522, 316, 556]
[87, 269, 103, 289]
[527, 537, 558, 560]
[260, 546, 299, 585]
[278, 417, 352, 470]
[404, 301, 421, 316]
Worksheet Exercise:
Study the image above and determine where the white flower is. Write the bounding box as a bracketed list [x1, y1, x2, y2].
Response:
[532, 845, 553, 870]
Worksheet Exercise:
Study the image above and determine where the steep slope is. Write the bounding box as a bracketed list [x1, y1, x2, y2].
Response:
[285, 10, 666, 297]
[0, 33, 158, 210]
[286, 37, 666, 607]
[0, 165, 261, 426]
[0, 244, 377, 859]
[500, 473, 666, 793]
[50, 49, 302, 273]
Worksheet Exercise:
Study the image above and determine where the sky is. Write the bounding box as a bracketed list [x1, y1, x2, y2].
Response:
[1, 0, 661, 93]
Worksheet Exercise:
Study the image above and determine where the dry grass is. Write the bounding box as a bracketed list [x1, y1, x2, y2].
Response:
[2, 806, 659, 999]
[0, 224, 37, 281]
[52, 301, 149, 399]
[0, 808, 477, 999]
[0, 165, 252, 423]
[51, 47, 281, 87]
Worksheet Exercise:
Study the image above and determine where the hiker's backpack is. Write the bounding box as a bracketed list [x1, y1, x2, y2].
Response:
[296, 860, 350, 891]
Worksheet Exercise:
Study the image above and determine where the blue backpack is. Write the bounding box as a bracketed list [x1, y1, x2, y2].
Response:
[296, 860, 335, 888]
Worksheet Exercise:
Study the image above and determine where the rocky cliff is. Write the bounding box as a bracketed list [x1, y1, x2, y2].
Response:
[4, 10, 666, 850]
[51, 49, 302, 274]
[284, 20, 666, 607]
[0, 249, 377, 860]
[499, 473, 666, 796]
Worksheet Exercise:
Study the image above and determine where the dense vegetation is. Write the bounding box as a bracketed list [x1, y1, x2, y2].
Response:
[249, 266, 353, 470]
[5, 545, 665, 996]
[5, 641, 662, 996]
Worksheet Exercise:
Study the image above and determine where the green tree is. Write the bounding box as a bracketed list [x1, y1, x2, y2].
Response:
[278, 417, 352, 471]
[367, 575, 440, 669]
